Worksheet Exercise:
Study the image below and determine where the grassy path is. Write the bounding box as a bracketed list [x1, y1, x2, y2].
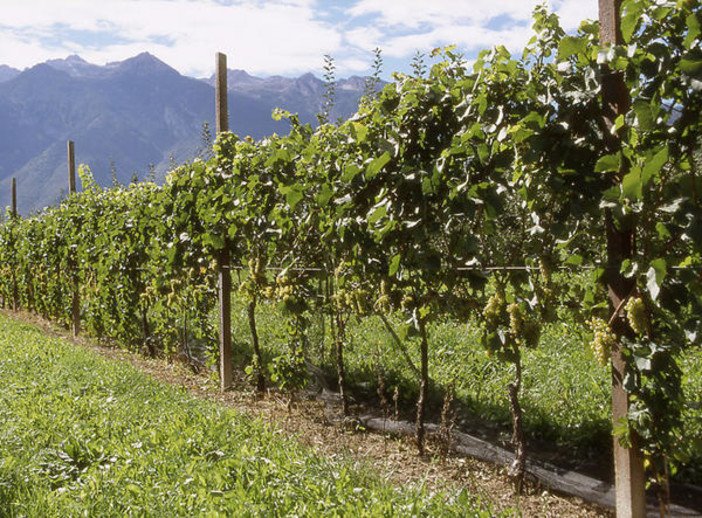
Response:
[0, 313, 497, 517]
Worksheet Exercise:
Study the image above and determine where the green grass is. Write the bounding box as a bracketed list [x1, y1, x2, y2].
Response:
[0, 313, 500, 517]
[227, 295, 702, 484]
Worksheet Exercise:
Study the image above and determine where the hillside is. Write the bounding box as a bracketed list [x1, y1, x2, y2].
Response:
[0, 54, 369, 214]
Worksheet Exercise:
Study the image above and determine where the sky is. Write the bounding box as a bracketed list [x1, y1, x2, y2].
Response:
[0, 0, 598, 79]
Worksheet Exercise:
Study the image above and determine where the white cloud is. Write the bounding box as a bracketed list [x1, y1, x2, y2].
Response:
[0, 0, 342, 76]
[343, 0, 598, 71]
[336, 57, 369, 74]
[347, 24, 533, 59]
[552, 0, 599, 30]
[348, 0, 536, 29]
[344, 26, 383, 53]
[0, 0, 601, 78]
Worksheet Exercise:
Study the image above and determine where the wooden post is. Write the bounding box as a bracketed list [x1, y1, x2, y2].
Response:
[10, 177, 18, 311]
[215, 52, 228, 134]
[218, 248, 233, 391]
[216, 52, 232, 391]
[68, 141, 80, 337]
[11, 177, 16, 218]
[67, 140, 76, 194]
[599, 1, 647, 516]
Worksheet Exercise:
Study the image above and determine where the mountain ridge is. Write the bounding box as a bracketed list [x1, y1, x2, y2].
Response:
[0, 65, 20, 83]
[0, 54, 374, 214]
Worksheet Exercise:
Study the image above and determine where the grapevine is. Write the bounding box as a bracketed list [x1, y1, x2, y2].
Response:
[0, 0, 698, 497]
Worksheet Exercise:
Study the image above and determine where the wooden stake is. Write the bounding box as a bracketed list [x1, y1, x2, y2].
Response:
[215, 52, 232, 391]
[218, 249, 232, 391]
[215, 52, 228, 134]
[599, 1, 647, 516]
[67, 141, 80, 336]
[10, 177, 18, 311]
[11, 177, 16, 218]
[67, 140, 76, 195]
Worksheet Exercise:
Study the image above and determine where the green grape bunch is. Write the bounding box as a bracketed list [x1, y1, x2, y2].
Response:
[624, 296, 647, 337]
[507, 302, 523, 336]
[482, 291, 505, 329]
[508, 302, 541, 348]
[588, 317, 616, 366]
[248, 256, 266, 285]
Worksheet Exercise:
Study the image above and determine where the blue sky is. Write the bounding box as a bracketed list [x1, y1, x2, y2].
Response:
[0, 0, 598, 79]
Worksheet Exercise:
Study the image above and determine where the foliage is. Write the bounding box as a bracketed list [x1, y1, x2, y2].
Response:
[1, 0, 701, 491]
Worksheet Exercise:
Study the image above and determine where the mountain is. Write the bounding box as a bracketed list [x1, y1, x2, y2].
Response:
[204, 69, 371, 127]
[0, 65, 20, 83]
[44, 54, 105, 78]
[0, 54, 372, 214]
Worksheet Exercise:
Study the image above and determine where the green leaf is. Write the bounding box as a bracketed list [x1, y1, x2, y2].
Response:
[558, 36, 587, 60]
[655, 222, 671, 240]
[641, 146, 668, 186]
[165, 245, 177, 265]
[632, 100, 654, 131]
[685, 13, 701, 50]
[280, 184, 304, 209]
[621, 259, 637, 277]
[680, 48, 702, 80]
[316, 183, 333, 206]
[388, 254, 401, 276]
[368, 205, 387, 225]
[622, 167, 642, 200]
[266, 148, 292, 167]
[565, 254, 583, 266]
[205, 234, 225, 251]
[595, 153, 621, 173]
[342, 164, 361, 182]
[613, 114, 626, 133]
[621, 0, 644, 42]
[366, 152, 391, 179]
[646, 258, 667, 301]
[351, 122, 369, 143]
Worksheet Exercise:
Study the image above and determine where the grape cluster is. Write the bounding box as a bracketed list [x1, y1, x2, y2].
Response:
[507, 303, 523, 336]
[625, 296, 647, 337]
[537, 258, 555, 312]
[275, 275, 294, 302]
[353, 288, 371, 314]
[240, 257, 267, 297]
[508, 302, 541, 347]
[332, 289, 347, 310]
[374, 279, 392, 312]
[334, 287, 370, 314]
[482, 292, 505, 328]
[248, 257, 266, 285]
[588, 317, 616, 366]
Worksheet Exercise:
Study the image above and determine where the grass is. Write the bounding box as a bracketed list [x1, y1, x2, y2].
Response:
[227, 294, 702, 484]
[0, 313, 500, 517]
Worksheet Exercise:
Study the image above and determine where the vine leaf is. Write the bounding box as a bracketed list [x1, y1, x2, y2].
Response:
[641, 146, 668, 185]
[366, 152, 391, 179]
[622, 168, 642, 200]
[621, 0, 644, 43]
[595, 153, 621, 173]
[646, 258, 667, 301]
[557, 36, 586, 60]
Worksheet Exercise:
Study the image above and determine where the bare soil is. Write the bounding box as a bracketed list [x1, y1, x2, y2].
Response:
[4, 309, 611, 517]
